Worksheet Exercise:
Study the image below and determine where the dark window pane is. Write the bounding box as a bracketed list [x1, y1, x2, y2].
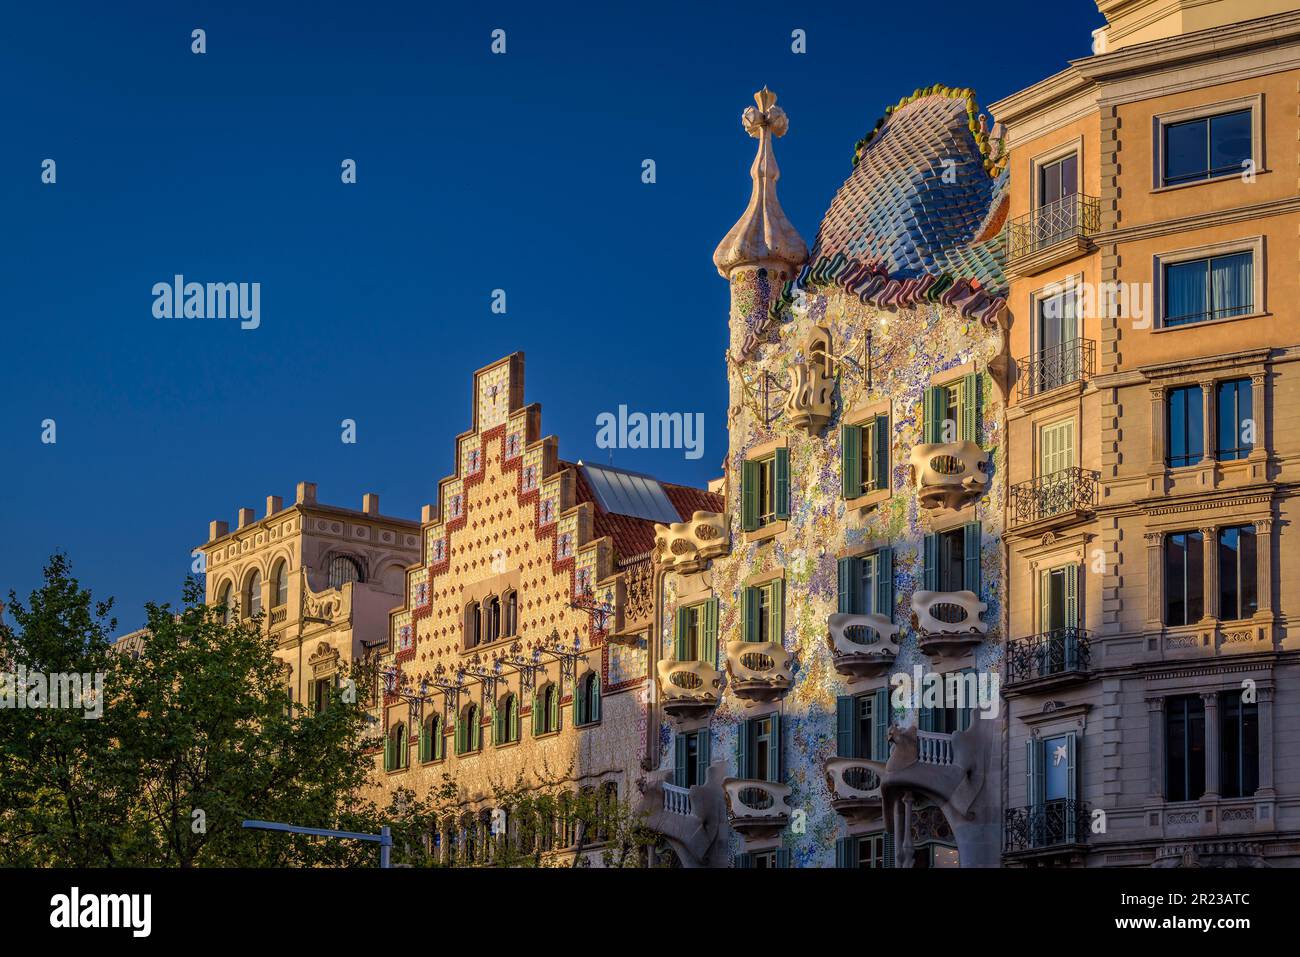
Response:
[1165, 118, 1208, 184]
[1239, 526, 1258, 618]
[1166, 696, 1206, 801]
[1209, 110, 1252, 177]
[1167, 386, 1204, 467]
[1165, 531, 1204, 625]
[1216, 378, 1253, 460]
[1219, 527, 1239, 621]
[1219, 525, 1257, 620]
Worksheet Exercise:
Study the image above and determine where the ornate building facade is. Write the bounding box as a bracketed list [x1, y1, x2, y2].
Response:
[994, 0, 1300, 867]
[640, 85, 1014, 867]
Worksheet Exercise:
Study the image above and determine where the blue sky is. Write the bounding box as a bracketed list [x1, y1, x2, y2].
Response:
[0, 0, 1105, 631]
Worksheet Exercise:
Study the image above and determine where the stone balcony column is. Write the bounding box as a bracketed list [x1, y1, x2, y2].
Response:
[1199, 525, 1217, 622]
[1258, 685, 1276, 796]
[1249, 371, 1268, 459]
[1144, 531, 1165, 629]
[1146, 696, 1165, 798]
[1254, 518, 1274, 617]
[1199, 380, 1215, 465]
[1201, 692, 1220, 800]
[1148, 386, 1166, 474]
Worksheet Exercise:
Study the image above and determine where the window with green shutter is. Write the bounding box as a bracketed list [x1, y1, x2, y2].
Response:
[675, 599, 719, 664]
[742, 581, 784, 644]
[836, 833, 890, 868]
[926, 527, 979, 594]
[739, 714, 782, 782]
[742, 449, 789, 529]
[741, 459, 759, 532]
[842, 415, 891, 500]
[840, 423, 863, 499]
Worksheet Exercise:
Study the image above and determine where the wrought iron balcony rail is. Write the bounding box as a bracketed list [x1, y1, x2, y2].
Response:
[1005, 628, 1092, 686]
[1007, 194, 1100, 261]
[1005, 800, 1089, 852]
[1015, 339, 1095, 400]
[1009, 466, 1099, 527]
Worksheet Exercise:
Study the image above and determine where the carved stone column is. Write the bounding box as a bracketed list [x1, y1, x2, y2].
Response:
[1254, 518, 1274, 618]
[1201, 692, 1220, 800]
[1200, 526, 1218, 622]
[1249, 371, 1267, 458]
[1258, 685, 1276, 796]
[1149, 386, 1167, 472]
[1147, 696, 1165, 798]
[1144, 531, 1165, 629]
[1200, 380, 1215, 464]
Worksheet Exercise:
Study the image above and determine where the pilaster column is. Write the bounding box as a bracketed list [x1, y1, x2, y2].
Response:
[1201, 692, 1220, 800]
[1149, 386, 1167, 470]
[1258, 686, 1276, 796]
[1200, 380, 1216, 464]
[1249, 371, 1268, 458]
[1147, 696, 1166, 798]
[1200, 526, 1218, 622]
[1254, 518, 1274, 618]
[1145, 531, 1165, 628]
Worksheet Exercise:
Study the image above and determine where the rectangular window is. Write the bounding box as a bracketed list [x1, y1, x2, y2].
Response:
[1221, 691, 1259, 799]
[922, 376, 981, 447]
[741, 448, 790, 531]
[1165, 695, 1206, 802]
[743, 580, 784, 644]
[923, 525, 981, 600]
[675, 730, 710, 788]
[1218, 525, 1258, 621]
[1163, 109, 1252, 186]
[738, 714, 782, 782]
[1216, 378, 1254, 461]
[1164, 531, 1205, 625]
[312, 677, 332, 715]
[856, 834, 887, 868]
[1163, 252, 1254, 327]
[1039, 152, 1078, 206]
[1038, 565, 1079, 634]
[1166, 386, 1204, 468]
[841, 415, 890, 499]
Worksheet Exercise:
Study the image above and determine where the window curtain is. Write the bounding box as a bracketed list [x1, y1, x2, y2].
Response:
[1164, 260, 1207, 326]
[1211, 252, 1252, 319]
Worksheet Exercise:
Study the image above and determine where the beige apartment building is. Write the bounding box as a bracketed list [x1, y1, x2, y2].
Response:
[994, 0, 1300, 866]
[199, 483, 421, 710]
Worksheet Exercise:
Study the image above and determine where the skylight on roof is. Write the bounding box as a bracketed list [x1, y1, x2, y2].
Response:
[578, 462, 681, 524]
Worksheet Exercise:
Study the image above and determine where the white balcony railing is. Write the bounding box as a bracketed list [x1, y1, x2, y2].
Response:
[663, 782, 693, 816]
[917, 731, 954, 766]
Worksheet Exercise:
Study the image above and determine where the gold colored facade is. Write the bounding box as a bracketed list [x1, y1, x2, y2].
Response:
[994, 0, 1300, 866]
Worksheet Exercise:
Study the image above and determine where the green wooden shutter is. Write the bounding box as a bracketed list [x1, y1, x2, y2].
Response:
[923, 387, 944, 443]
[549, 687, 559, 732]
[963, 522, 982, 595]
[919, 705, 936, 733]
[770, 713, 784, 782]
[872, 687, 889, 761]
[774, 448, 790, 520]
[472, 714, 481, 751]
[434, 718, 444, 760]
[572, 685, 583, 726]
[883, 832, 896, 868]
[702, 598, 719, 667]
[741, 460, 759, 532]
[696, 731, 711, 784]
[493, 703, 502, 745]
[837, 557, 858, 614]
[841, 424, 862, 499]
[873, 414, 890, 492]
[1065, 732, 1079, 842]
[875, 547, 893, 621]
[835, 837, 854, 868]
[960, 373, 982, 445]
[774, 848, 791, 869]
[736, 852, 752, 869]
[419, 722, 429, 762]
[384, 733, 393, 771]
[923, 533, 939, 591]
[674, 606, 689, 660]
[1027, 739, 1045, 809]
[1064, 564, 1079, 628]
[591, 678, 601, 722]
[958, 667, 975, 731]
[673, 735, 688, 788]
[772, 580, 786, 645]
[743, 586, 760, 643]
[737, 720, 752, 779]
[533, 696, 543, 736]
[836, 696, 857, 759]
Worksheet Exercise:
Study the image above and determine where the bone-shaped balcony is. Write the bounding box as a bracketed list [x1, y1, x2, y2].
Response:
[911, 590, 988, 659]
[824, 757, 884, 821]
[656, 660, 721, 720]
[724, 641, 795, 702]
[653, 511, 729, 572]
[827, 612, 899, 679]
[721, 779, 792, 836]
[908, 441, 991, 511]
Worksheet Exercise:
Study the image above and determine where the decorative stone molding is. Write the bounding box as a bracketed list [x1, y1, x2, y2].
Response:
[656, 660, 721, 720]
[724, 640, 795, 702]
[721, 778, 792, 836]
[824, 756, 884, 821]
[908, 441, 991, 510]
[308, 641, 341, 677]
[653, 511, 729, 572]
[783, 324, 834, 435]
[302, 579, 351, 626]
[911, 590, 987, 659]
[827, 612, 899, 678]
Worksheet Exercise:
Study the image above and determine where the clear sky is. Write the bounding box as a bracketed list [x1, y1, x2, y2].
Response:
[0, 0, 1106, 631]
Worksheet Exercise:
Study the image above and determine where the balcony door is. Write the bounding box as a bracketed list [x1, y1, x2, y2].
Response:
[1039, 420, 1076, 515]
[1037, 152, 1079, 247]
[1036, 290, 1079, 391]
[1038, 565, 1080, 675]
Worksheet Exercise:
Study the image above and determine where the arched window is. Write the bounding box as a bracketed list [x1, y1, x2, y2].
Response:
[534, 683, 559, 736]
[385, 721, 408, 772]
[486, 595, 501, 642]
[420, 714, 444, 763]
[574, 671, 601, 726]
[328, 555, 363, 589]
[271, 559, 289, 608]
[245, 570, 263, 618]
[504, 590, 518, 637]
[495, 693, 520, 745]
[464, 601, 481, 649]
[457, 703, 482, 754]
[217, 581, 234, 625]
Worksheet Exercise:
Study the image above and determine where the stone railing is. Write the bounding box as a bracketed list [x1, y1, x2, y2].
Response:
[724, 640, 795, 702]
[653, 511, 729, 572]
[656, 660, 721, 719]
[908, 441, 991, 510]
[824, 757, 884, 819]
[916, 730, 954, 766]
[722, 779, 792, 835]
[662, 782, 693, 816]
[912, 590, 987, 659]
[827, 612, 898, 678]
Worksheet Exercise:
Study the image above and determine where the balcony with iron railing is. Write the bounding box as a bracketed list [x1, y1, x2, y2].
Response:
[1006, 194, 1100, 273]
[1008, 466, 1099, 531]
[1005, 628, 1092, 692]
[1015, 339, 1095, 401]
[1004, 800, 1089, 857]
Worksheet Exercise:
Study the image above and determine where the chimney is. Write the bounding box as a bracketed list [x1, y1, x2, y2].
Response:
[209, 520, 229, 541]
[266, 495, 283, 517]
[296, 481, 317, 505]
[421, 504, 435, 523]
[362, 492, 379, 516]
[237, 508, 255, 529]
